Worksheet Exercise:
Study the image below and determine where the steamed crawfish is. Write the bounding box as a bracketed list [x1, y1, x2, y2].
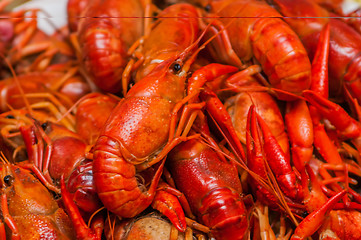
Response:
[20, 120, 104, 218]
[130, 3, 200, 83]
[167, 137, 248, 240]
[76, 0, 145, 93]
[0, 71, 90, 113]
[220, 66, 290, 158]
[0, 155, 75, 239]
[268, 0, 361, 103]
[92, 6, 205, 217]
[0, 105, 103, 218]
[197, 0, 312, 99]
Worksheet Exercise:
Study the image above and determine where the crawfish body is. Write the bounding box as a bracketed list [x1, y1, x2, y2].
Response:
[224, 74, 290, 157]
[0, 161, 74, 239]
[167, 138, 248, 240]
[92, 3, 202, 218]
[269, 0, 361, 102]
[75, 93, 118, 145]
[93, 57, 193, 218]
[77, 0, 144, 93]
[205, 0, 312, 98]
[67, 0, 90, 32]
[134, 3, 199, 82]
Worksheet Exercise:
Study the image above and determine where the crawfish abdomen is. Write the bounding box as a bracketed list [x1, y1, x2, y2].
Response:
[81, 20, 127, 93]
[199, 187, 248, 240]
[167, 139, 248, 240]
[78, 0, 144, 93]
[93, 135, 153, 218]
[208, 0, 312, 98]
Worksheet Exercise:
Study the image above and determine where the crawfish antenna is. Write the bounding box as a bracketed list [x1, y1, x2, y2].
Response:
[0, 52, 33, 116]
[179, 12, 242, 73]
[0, 152, 10, 165]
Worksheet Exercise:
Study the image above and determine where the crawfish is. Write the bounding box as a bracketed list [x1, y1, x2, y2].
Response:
[166, 136, 248, 240]
[130, 3, 200, 83]
[0, 71, 90, 113]
[219, 66, 290, 158]
[75, 93, 119, 145]
[0, 108, 102, 219]
[75, 0, 145, 94]
[20, 120, 104, 218]
[0, 154, 74, 239]
[92, 57, 195, 218]
[268, 0, 361, 103]
[91, 2, 209, 219]
[196, 0, 312, 99]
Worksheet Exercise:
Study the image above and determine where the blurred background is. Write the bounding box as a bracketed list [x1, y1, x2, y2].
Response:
[11, 0, 68, 35]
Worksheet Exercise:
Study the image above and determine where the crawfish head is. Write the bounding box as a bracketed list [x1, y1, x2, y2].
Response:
[0, 160, 75, 239]
[0, 162, 58, 215]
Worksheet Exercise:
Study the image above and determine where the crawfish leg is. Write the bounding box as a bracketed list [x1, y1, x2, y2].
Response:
[1, 194, 20, 240]
[137, 134, 200, 171]
[19, 121, 57, 186]
[20, 163, 60, 194]
[203, 19, 244, 68]
[291, 190, 346, 240]
[256, 110, 303, 201]
[152, 186, 187, 232]
[200, 88, 246, 163]
[138, 94, 206, 171]
[60, 176, 99, 240]
[0, 222, 5, 240]
[285, 99, 313, 173]
[155, 182, 195, 218]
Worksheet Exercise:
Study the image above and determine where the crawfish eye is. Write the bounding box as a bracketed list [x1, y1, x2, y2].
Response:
[41, 122, 48, 130]
[205, 4, 211, 12]
[5, 115, 15, 119]
[152, 11, 158, 21]
[171, 63, 182, 73]
[3, 175, 13, 186]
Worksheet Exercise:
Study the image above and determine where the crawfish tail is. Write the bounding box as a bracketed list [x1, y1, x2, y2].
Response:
[93, 136, 155, 218]
[207, 0, 312, 98]
[167, 138, 247, 240]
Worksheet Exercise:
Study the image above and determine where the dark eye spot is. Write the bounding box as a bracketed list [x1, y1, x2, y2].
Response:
[5, 115, 15, 119]
[4, 175, 13, 186]
[152, 11, 158, 21]
[41, 122, 48, 130]
[171, 63, 182, 73]
[205, 4, 211, 12]
[301, 210, 309, 219]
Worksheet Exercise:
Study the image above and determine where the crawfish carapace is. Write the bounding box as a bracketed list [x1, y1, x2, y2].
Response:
[92, 56, 199, 218]
[0, 160, 74, 239]
[133, 3, 199, 82]
[92, 2, 207, 218]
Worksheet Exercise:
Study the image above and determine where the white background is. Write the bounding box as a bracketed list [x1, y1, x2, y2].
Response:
[15, 0, 68, 35]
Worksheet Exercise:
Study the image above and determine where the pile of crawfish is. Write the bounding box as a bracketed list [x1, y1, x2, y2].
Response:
[2, 0, 361, 239]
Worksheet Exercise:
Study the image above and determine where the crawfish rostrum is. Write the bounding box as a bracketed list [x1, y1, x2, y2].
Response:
[1, 0, 361, 239]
